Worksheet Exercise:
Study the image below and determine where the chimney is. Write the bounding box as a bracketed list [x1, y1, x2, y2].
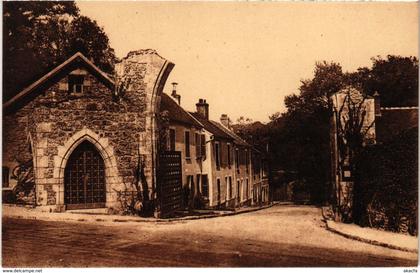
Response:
[220, 114, 230, 128]
[171, 82, 181, 105]
[196, 98, 209, 119]
[373, 91, 381, 117]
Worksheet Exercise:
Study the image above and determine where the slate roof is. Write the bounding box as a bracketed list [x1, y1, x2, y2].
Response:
[3, 52, 115, 110]
[210, 121, 250, 147]
[160, 93, 203, 128]
[189, 112, 233, 140]
[376, 107, 418, 143]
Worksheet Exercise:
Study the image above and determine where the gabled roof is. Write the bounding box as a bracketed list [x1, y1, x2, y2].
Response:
[3, 52, 115, 110]
[376, 107, 418, 143]
[160, 93, 203, 128]
[210, 121, 250, 147]
[189, 112, 234, 141]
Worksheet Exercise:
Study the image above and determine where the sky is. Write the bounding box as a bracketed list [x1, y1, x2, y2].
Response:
[76, 1, 418, 123]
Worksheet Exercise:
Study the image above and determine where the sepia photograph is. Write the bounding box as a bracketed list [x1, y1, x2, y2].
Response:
[1, 0, 418, 269]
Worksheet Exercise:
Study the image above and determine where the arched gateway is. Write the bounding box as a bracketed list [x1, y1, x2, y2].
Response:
[64, 140, 106, 209]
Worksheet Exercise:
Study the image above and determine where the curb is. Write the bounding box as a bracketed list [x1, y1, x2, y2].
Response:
[321, 210, 417, 253]
[3, 202, 278, 224]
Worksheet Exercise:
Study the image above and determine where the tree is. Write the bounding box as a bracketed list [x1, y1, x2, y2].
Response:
[3, 1, 116, 100]
[267, 61, 346, 204]
[348, 55, 418, 107]
[331, 87, 375, 221]
[65, 16, 116, 73]
[236, 116, 253, 126]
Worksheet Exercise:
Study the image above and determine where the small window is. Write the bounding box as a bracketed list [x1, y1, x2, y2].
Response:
[185, 131, 190, 158]
[169, 129, 176, 151]
[68, 75, 84, 94]
[2, 167, 9, 188]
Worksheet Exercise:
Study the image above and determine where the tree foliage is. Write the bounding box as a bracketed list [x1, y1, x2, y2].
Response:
[348, 55, 418, 107]
[3, 1, 116, 100]
[274, 61, 345, 203]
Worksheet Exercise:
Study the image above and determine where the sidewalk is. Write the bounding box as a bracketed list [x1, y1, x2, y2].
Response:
[325, 218, 418, 253]
[2, 202, 278, 224]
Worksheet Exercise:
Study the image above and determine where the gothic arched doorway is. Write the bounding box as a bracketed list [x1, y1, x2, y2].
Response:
[64, 140, 106, 209]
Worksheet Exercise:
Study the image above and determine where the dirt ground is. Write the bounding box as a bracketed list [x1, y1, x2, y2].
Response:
[2, 205, 418, 267]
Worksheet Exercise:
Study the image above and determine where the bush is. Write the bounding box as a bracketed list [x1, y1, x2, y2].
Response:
[354, 127, 418, 235]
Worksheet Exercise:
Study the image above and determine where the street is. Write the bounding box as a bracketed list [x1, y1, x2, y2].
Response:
[2, 205, 417, 267]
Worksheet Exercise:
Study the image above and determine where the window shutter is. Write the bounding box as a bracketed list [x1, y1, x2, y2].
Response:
[220, 142, 224, 167]
[185, 131, 190, 158]
[201, 134, 206, 158]
[196, 133, 201, 158]
[227, 144, 231, 167]
[222, 143, 228, 167]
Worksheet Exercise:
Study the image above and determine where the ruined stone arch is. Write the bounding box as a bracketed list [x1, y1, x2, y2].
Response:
[54, 128, 121, 208]
[116, 50, 174, 204]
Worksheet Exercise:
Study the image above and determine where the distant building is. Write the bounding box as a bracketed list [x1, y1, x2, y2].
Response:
[161, 86, 269, 209]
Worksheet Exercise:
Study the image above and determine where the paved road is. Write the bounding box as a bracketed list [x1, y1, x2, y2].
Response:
[2, 205, 417, 267]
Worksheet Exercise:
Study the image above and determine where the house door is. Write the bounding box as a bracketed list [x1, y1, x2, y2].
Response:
[64, 141, 106, 209]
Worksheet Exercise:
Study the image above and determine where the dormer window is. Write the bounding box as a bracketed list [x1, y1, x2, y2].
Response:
[69, 75, 84, 94]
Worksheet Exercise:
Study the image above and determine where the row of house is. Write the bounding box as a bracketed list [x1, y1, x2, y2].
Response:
[2, 50, 269, 217]
[160, 85, 269, 210]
